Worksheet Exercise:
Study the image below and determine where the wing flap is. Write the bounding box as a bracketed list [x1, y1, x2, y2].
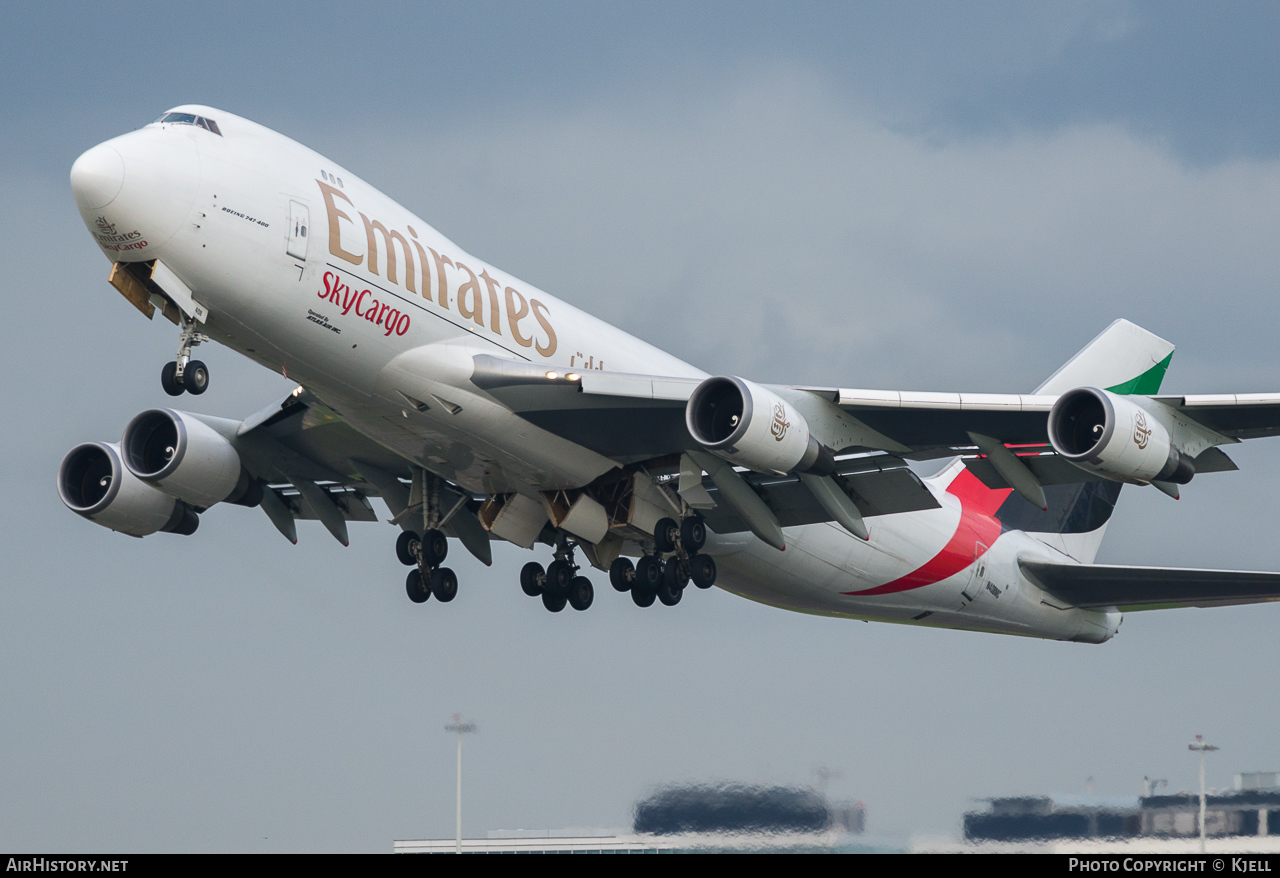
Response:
[1020, 559, 1280, 611]
[1154, 394, 1280, 439]
[697, 456, 939, 536]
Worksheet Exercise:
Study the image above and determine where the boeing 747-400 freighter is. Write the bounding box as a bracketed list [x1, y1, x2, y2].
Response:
[58, 106, 1280, 642]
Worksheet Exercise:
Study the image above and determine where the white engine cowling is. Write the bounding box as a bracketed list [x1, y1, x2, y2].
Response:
[122, 409, 259, 509]
[685, 377, 833, 475]
[1048, 387, 1195, 484]
[58, 442, 199, 536]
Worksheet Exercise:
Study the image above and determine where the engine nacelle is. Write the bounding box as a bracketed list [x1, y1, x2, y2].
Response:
[685, 376, 834, 475]
[1048, 387, 1195, 485]
[122, 409, 260, 509]
[58, 442, 199, 536]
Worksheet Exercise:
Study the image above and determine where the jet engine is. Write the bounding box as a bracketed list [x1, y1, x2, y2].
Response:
[685, 376, 834, 475]
[1047, 387, 1195, 484]
[121, 409, 261, 509]
[58, 441, 199, 536]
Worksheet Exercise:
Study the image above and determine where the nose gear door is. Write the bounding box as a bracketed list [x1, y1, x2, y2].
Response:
[287, 200, 310, 260]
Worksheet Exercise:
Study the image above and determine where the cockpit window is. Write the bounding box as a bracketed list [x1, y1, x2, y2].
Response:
[155, 112, 223, 136]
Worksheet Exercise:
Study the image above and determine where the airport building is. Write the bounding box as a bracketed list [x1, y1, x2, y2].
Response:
[395, 783, 868, 854]
[963, 771, 1280, 843]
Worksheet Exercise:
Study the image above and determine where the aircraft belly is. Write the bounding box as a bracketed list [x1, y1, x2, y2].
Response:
[712, 518, 1120, 642]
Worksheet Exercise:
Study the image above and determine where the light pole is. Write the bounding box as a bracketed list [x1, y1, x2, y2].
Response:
[1188, 735, 1219, 853]
[445, 713, 477, 854]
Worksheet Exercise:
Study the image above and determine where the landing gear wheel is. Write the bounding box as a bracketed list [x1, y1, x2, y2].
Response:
[542, 590, 567, 612]
[545, 560, 573, 598]
[520, 561, 545, 597]
[664, 557, 689, 591]
[430, 567, 458, 602]
[654, 517, 680, 554]
[161, 361, 184, 396]
[690, 553, 717, 589]
[657, 576, 683, 606]
[635, 555, 663, 591]
[609, 557, 635, 592]
[184, 360, 209, 395]
[421, 529, 448, 567]
[568, 576, 594, 611]
[405, 569, 430, 603]
[396, 531, 421, 566]
[631, 586, 656, 608]
[680, 516, 707, 552]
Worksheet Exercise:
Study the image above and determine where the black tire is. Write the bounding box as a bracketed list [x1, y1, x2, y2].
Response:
[422, 528, 448, 567]
[431, 567, 458, 602]
[635, 555, 663, 590]
[568, 576, 594, 611]
[185, 360, 209, 395]
[161, 361, 184, 396]
[690, 553, 717, 589]
[542, 590, 567, 613]
[609, 557, 635, 592]
[631, 586, 656, 608]
[653, 517, 679, 554]
[680, 516, 707, 552]
[658, 576, 683, 606]
[545, 560, 572, 598]
[520, 561, 545, 597]
[405, 569, 430, 603]
[664, 557, 689, 591]
[395, 531, 420, 566]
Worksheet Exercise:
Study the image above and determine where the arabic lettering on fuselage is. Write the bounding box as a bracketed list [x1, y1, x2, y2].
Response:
[316, 180, 557, 356]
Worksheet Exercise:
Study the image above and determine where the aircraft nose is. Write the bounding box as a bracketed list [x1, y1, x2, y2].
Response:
[70, 144, 126, 211]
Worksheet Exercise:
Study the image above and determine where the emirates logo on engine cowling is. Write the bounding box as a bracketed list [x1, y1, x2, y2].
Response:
[770, 402, 791, 442]
[1134, 410, 1152, 449]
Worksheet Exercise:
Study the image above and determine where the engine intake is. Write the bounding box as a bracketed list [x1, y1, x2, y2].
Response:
[686, 377, 834, 475]
[58, 442, 198, 536]
[1048, 387, 1195, 485]
[122, 409, 260, 509]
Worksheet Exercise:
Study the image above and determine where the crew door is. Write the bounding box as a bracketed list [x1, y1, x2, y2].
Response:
[287, 200, 310, 261]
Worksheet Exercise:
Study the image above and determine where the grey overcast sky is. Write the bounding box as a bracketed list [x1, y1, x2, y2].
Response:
[5, 1, 1280, 852]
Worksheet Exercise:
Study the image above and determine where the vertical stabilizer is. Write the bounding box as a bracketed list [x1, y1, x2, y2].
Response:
[1035, 318, 1174, 396]
[1017, 319, 1175, 562]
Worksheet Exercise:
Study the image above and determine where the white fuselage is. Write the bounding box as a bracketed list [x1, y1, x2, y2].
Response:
[70, 106, 1120, 643]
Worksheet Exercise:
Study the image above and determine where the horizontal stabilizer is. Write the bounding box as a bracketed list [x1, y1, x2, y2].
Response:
[1020, 559, 1280, 611]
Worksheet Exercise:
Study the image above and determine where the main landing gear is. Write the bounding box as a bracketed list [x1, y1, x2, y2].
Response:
[519, 534, 594, 613]
[398, 528, 458, 604]
[609, 514, 717, 609]
[396, 470, 464, 606]
[161, 315, 210, 396]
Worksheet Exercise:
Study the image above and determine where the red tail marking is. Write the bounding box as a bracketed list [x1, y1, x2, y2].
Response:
[842, 469, 1011, 596]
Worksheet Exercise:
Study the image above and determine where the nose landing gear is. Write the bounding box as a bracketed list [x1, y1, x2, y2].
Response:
[161, 315, 210, 396]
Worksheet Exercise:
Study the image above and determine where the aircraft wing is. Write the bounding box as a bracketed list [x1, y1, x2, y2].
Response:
[692, 454, 940, 537]
[471, 353, 1280, 465]
[1020, 559, 1280, 611]
[226, 389, 490, 557]
[1151, 393, 1280, 440]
